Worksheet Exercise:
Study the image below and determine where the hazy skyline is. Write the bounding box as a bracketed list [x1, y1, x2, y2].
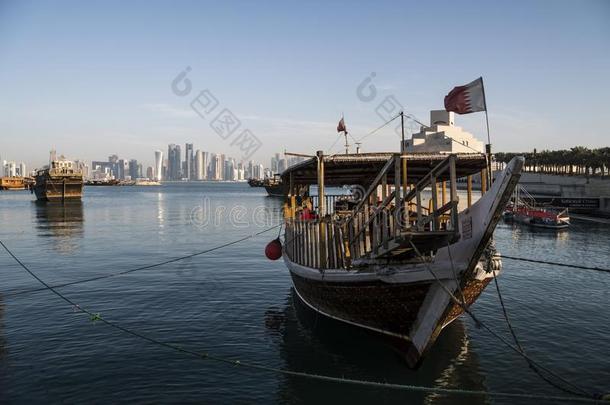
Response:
[1, 0, 609, 170]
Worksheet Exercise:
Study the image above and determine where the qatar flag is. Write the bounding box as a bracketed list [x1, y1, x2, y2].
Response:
[337, 117, 347, 133]
[444, 77, 487, 114]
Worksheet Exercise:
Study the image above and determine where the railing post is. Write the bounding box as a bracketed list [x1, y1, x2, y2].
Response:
[416, 186, 423, 231]
[316, 151, 327, 269]
[467, 175, 472, 208]
[431, 175, 438, 230]
[449, 155, 459, 231]
[394, 154, 401, 233]
[317, 150, 326, 216]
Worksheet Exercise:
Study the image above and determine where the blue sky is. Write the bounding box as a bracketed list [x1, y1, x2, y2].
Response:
[0, 0, 608, 170]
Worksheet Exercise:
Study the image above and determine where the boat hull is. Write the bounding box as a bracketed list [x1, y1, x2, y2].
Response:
[34, 176, 83, 201]
[264, 184, 285, 197]
[287, 260, 491, 367]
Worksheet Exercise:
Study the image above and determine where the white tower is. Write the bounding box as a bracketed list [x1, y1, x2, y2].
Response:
[195, 150, 204, 180]
[154, 150, 163, 181]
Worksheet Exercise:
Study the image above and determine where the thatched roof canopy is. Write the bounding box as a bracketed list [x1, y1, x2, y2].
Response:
[281, 152, 487, 187]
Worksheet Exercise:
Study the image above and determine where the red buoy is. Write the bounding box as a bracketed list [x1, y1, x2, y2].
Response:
[265, 238, 282, 260]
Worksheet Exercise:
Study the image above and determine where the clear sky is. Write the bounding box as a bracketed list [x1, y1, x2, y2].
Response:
[0, 0, 608, 170]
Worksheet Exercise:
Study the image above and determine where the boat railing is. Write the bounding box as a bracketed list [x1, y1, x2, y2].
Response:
[284, 218, 347, 269]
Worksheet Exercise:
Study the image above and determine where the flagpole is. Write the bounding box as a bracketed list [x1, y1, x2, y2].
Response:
[342, 113, 349, 155]
[400, 111, 405, 152]
[480, 77, 493, 185]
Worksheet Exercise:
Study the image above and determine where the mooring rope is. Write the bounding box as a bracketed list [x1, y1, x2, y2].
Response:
[498, 254, 610, 273]
[0, 239, 607, 404]
[408, 240, 604, 400]
[4, 224, 282, 298]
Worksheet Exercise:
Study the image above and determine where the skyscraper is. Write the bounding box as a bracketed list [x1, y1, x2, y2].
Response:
[167, 144, 182, 180]
[210, 153, 224, 180]
[278, 158, 287, 173]
[195, 149, 204, 180]
[128, 159, 139, 179]
[202, 151, 209, 180]
[115, 159, 125, 180]
[154, 150, 163, 181]
[185, 143, 194, 180]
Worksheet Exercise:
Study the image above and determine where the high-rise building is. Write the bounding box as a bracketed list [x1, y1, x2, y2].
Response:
[6, 161, 17, 177]
[74, 160, 89, 179]
[236, 162, 245, 181]
[128, 159, 139, 180]
[210, 153, 224, 180]
[167, 144, 182, 180]
[271, 153, 280, 173]
[185, 143, 194, 180]
[154, 150, 163, 181]
[224, 157, 238, 181]
[278, 158, 287, 173]
[18, 162, 26, 177]
[195, 149, 204, 180]
[117, 159, 126, 180]
[146, 166, 154, 179]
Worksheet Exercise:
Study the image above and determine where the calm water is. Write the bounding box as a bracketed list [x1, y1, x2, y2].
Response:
[0, 183, 608, 404]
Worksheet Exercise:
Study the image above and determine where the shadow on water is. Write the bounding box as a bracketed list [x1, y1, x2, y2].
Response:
[265, 289, 489, 405]
[33, 201, 84, 254]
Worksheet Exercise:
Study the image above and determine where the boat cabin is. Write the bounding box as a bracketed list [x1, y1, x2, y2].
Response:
[281, 151, 489, 269]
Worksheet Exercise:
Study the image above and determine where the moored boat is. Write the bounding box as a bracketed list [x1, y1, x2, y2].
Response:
[33, 159, 84, 201]
[278, 151, 524, 367]
[263, 174, 286, 197]
[247, 178, 265, 187]
[503, 186, 570, 229]
[0, 176, 34, 190]
[134, 179, 161, 186]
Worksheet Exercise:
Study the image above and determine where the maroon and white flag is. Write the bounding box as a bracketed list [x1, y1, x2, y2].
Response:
[444, 77, 487, 114]
[337, 117, 347, 133]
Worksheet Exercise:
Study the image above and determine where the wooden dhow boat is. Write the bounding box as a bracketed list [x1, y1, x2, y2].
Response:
[0, 176, 34, 190]
[279, 151, 524, 367]
[33, 159, 84, 201]
[263, 174, 286, 197]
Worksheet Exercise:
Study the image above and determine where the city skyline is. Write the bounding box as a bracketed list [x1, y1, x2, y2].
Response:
[82, 142, 304, 182]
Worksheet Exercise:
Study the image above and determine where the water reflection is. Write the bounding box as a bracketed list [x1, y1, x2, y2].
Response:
[33, 201, 84, 254]
[266, 289, 488, 405]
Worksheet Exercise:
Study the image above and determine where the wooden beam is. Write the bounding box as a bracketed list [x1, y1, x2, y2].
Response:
[467, 175, 472, 208]
[394, 154, 401, 232]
